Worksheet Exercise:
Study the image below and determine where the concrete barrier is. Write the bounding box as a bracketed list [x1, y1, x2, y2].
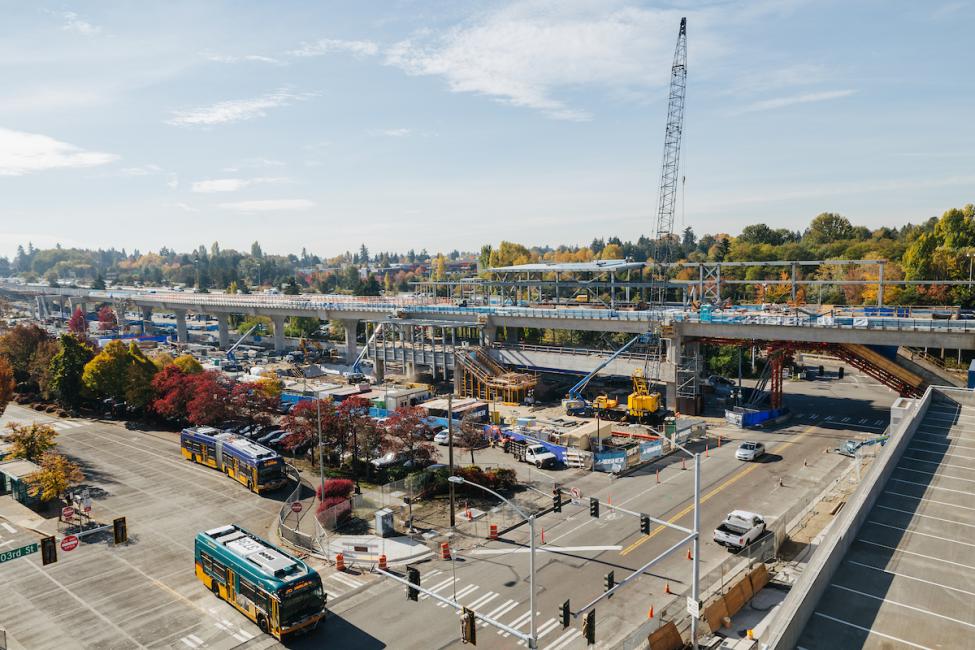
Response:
[761, 386, 938, 649]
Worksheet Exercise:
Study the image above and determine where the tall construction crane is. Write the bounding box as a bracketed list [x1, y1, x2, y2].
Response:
[651, 17, 688, 302]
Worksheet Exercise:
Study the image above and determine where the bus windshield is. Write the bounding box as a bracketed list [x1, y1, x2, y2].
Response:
[258, 462, 282, 484]
[279, 583, 325, 627]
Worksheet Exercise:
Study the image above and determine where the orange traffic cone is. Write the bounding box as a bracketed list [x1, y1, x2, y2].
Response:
[541, 528, 546, 544]
[336, 553, 345, 571]
[687, 547, 693, 560]
[378, 554, 387, 570]
[648, 605, 654, 619]
[664, 582, 671, 595]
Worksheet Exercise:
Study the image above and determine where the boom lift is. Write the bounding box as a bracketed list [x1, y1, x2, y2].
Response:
[223, 323, 259, 369]
[343, 323, 384, 384]
[562, 334, 653, 417]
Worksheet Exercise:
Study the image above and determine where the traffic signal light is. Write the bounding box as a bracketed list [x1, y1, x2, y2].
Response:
[113, 517, 127, 545]
[640, 513, 650, 535]
[553, 490, 562, 513]
[461, 607, 476, 645]
[583, 610, 595, 644]
[41, 536, 57, 566]
[407, 566, 420, 601]
[604, 571, 615, 597]
[589, 497, 599, 518]
[560, 599, 570, 629]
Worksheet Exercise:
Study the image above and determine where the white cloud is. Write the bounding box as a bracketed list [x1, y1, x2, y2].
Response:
[203, 52, 282, 64]
[174, 202, 199, 213]
[191, 177, 289, 193]
[734, 89, 857, 113]
[289, 39, 379, 58]
[219, 199, 315, 212]
[52, 11, 101, 36]
[0, 127, 118, 176]
[167, 173, 179, 189]
[384, 2, 699, 121]
[368, 128, 413, 137]
[166, 89, 317, 127]
[119, 164, 163, 176]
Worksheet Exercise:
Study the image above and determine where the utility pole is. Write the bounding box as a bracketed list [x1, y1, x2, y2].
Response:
[316, 398, 325, 500]
[691, 452, 701, 649]
[448, 393, 455, 528]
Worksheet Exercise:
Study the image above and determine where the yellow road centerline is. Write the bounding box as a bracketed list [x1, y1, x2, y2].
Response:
[619, 426, 815, 556]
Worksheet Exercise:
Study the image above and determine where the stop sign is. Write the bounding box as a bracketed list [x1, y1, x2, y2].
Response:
[290, 502, 303, 514]
[60, 535, 80, 552]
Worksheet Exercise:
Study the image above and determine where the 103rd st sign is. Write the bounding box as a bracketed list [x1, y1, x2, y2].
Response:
[0, 542, 39, 565]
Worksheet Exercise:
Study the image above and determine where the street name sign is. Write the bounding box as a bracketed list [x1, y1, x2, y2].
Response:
[0, 543, 39, 565]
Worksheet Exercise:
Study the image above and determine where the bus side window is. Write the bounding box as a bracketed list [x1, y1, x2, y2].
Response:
[223, 453, 234, 468]
[201, 551, 227, 583]
[206, 444, 216, 457]
[239, 577, 268, 612]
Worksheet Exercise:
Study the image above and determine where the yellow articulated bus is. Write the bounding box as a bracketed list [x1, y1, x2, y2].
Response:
[180, 426, 288, 493]
[195, 524, 325, 640]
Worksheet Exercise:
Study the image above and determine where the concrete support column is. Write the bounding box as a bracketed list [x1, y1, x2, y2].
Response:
[505, 327, 519, 345]
[878, 262, 885, 307]
[482, 325, 498, 346]
[374, 359, 385, 384]
[216, 313, 230, 349]
[343, 320, 359, 363]
[271, 315, 286, 353]
[174, 309, 188, 344]
[141, 307, 152, 334]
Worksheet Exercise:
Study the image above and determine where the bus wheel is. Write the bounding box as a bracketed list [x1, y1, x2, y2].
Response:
[257, 615, 269, 634]
[211, 581, 221, 599]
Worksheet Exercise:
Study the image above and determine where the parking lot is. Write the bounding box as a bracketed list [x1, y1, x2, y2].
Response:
[798, 394, 975, 649]
[0, 405, 371, 649]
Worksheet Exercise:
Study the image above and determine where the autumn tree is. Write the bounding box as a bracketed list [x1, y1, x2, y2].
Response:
[151, 366, 197, 421]
[185, 371, 230, 425]
[457, 412, 486, 464]
[48, 335, 94, 407]
[282, 399, 339, 456]
[382, 406, 437, 465]
[67, 307, 87, 335]
[3, 422, 57, 462]
[0, 358, 15, 415]
[0, 323, 50, 384]
[81, 340, 130, 401]
[26, 453, 84, 503]
[125, 343, 158, 410]
[29, 338, 59, 398]
[97, 305, 118, 330]
[228, 378, 281, 425]
[338, 396, 382, 468]
[172, 354, 204, 374]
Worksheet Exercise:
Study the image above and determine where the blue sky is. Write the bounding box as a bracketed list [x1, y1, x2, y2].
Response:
[1, 0, 973, 260]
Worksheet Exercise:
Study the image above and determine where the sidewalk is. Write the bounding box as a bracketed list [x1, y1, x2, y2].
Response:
[0, 495, 55, 537]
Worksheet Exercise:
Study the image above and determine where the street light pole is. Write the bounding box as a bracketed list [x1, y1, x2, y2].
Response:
[449, 476, 536, 649]
[316, 398, 325, 499]
[448, 393, 455, 528]
[690, 452, 701, 649]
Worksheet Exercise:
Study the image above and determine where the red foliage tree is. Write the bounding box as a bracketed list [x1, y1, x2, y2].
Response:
[281, 399, 339, 453]
[150, 366, 196, 421]
[67, 308, 87, 336]
[382, 405, 437, 464]
[185, 371, 230, 426]
[97, 306, 117, 331]
[228, 382, 279, 425]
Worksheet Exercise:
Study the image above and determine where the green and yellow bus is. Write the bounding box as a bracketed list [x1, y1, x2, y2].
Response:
[194, 524, 326, 640]
[181, 426, 288, 493]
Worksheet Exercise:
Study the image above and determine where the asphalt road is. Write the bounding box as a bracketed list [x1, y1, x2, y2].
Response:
[310, 373, 897, 649]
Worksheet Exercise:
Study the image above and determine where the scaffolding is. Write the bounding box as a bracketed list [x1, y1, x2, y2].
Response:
[455, 347, 537, 404]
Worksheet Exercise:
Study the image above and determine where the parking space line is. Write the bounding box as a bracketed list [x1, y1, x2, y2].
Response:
[865, 520, 975, 548]
[900, 455, 975, 472]
[912, 438, 975, 451]
[895, 466, 975, 484]
[884, 489, 975, 512]
[845, 560, 975, 598]
[874, 504, 975, 529]
[830, 583, 975, 630]
[811, 612, 930, 649]
[889, 478, 972, 495]
[906, 447, 975, 462]
[856, 539, 975, 571]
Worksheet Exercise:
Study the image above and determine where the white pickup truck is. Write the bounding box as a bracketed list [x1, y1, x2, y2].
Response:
[713, 510, 766, 552]
[508, 440, 558, 469]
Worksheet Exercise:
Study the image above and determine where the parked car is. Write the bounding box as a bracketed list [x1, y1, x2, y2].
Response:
[257, 429, 285, 444]
[736, 441, 766, 462]
[434, 430, 454, 446]
[371, 451, 408, 469]
[713, 511, 766, 551]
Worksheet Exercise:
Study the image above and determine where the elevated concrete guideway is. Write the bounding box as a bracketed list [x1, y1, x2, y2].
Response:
[7, 283, 975, 353]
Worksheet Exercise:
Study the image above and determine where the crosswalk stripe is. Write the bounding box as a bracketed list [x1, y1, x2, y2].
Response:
[2, 523, 17, 534]
[180, 638, 200, 649]
[481, 599, 517, 627]
[501, 611, 532, 636]
[518, 618, 561, 645]
[329, 573, 363, 589]
[547, 627, 581, 650]
[466, 591, 497, 611]
[439, 584, 478, 607]
[420, 577, 455, 600]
